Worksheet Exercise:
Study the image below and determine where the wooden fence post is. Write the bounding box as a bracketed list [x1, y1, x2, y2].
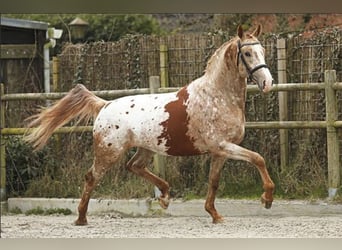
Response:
[52, 57, 59, 92]
[277, 38, 289, 173]
[0, 83, 6, 201]
[149, 76, 166, 198]
[149, 76, 160, 94]
[325, 70, 340, 198]
[160, 45, 169, 88]
[52, 57, 61, 154]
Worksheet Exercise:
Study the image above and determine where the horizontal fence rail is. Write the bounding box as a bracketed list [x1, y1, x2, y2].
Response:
[3, 121, 342, 136]
[4, 82, 342, 102]
[0, 88, 151, 101]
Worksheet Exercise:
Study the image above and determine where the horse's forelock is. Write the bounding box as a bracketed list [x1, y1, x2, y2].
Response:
[241, 32, 259, 42]
[245, 33, 254, 39]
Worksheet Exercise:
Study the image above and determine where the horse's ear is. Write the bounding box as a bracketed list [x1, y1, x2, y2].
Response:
[252, 24, 262, 37]
[237, 25, 244, 39]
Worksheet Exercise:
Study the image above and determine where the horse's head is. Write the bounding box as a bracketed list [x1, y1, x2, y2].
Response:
[236, 24, 273, 93]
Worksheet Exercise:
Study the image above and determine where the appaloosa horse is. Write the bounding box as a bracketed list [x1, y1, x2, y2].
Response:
[25, 24, 275, 224]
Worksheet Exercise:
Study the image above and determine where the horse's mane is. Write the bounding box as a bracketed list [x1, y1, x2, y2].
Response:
[204, 32, 259, 76]
[204, 36, 239, 75]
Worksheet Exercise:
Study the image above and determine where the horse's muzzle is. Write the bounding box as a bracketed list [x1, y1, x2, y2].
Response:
[260, 78, 273, 93]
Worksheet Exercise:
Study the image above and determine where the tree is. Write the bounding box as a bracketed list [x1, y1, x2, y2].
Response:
[3, 14, 164, 42]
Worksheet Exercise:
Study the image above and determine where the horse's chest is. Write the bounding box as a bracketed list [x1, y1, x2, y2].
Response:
[187, 95, 245, 148]
[202, 108, 243, 138]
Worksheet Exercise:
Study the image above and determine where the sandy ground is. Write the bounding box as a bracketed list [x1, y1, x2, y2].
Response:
[1, 212, 342, 238]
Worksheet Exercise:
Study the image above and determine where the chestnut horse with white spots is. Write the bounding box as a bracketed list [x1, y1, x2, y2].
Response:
[25, 25, 275, 224]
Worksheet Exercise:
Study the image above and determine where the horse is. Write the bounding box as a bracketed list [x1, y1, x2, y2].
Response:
[25, 24, 275, 224]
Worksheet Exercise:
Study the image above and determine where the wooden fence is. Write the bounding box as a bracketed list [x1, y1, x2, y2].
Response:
[1, 70, 341, 200]
[1, 31, 342, 200]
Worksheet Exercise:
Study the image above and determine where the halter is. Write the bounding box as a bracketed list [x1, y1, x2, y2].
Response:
[237, 40, 268, 82]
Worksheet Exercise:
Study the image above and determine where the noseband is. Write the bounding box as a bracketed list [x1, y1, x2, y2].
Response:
[237, 40, 268, 82]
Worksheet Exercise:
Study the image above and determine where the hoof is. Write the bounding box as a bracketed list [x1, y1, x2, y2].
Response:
[212, 216, 224, 224]
[74, 218, 88, 226]
[263, 200, 272, 209]
[158, 195, 170, 209]
[261, 194, 273, 209]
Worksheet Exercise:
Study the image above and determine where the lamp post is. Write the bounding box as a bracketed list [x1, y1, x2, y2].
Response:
[69, 17, 89, 42]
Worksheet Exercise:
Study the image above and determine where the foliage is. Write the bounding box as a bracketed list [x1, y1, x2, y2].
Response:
[24, 207, 72, 216]
[24, 174, 79, 198]
[3, 14, 164, 55]
[213, 14, 254, 35]
[5, 136, 58, 196]
[83, 14, 163, 42]
[9, 207, 22, 214]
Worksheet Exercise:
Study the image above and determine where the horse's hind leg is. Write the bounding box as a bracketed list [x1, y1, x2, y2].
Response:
[74, 164, 97, 225]
[205, 156, 226, 223]
[75, 148, 122, 225]
[126, 148, 170, 209]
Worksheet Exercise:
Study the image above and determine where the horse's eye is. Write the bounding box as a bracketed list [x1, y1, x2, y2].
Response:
[244, 52, 251, 57]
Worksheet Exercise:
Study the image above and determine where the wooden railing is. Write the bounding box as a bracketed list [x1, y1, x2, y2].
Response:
[1, 70, 341, 200]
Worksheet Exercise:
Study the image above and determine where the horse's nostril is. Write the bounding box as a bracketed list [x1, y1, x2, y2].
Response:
[262, 80, 266, 89]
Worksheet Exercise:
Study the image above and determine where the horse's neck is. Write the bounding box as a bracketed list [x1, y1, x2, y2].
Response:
[203, 67, 247, 110]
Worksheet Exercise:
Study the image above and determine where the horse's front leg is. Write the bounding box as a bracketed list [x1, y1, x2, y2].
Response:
[205, 156, 226, 223]
[218, 142, 275, 209]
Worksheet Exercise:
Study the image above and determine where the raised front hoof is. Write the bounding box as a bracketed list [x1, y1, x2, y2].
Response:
[261, 194, 273, 209]
[158, 196, 170, 209]
[74, 218, 88, 226]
